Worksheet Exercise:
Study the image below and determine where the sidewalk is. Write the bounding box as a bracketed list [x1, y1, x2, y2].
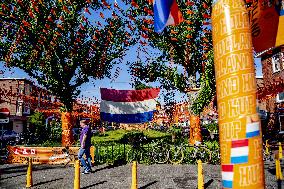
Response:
[0, 162, 282, 189]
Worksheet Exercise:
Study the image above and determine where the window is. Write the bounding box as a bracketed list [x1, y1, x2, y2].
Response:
[23, 102, 30, 114]
[25, 84, 30, 95]
[16, 101, 23, 116]
[272, 53, 281, 73]
[18, 84, 24, 95]
[277, 92, 284, 103]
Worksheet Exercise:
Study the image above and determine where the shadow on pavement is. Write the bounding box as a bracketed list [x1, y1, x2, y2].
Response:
[1, 172, 26, 180]
[93, 162, 125, 173]
[2, 165, 63, 174]
[81, 181, 107, 189]
[138, 181, 158, 189]
[204, 179, 214, 189]
[0, 164, 27, 171]
[33, 178, 64, 187]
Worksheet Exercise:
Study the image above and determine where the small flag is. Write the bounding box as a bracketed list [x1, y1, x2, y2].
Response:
[100, 88, 160, 123]
[246, 121, 260, 138]
[154, 0, 184, 33]
[231, 139, 249, 164]
[222, 164, 234, 188]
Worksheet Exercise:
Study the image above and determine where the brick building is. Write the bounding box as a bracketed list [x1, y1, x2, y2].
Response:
[0, 78, 56, 133]
[259, 46, 284, 132]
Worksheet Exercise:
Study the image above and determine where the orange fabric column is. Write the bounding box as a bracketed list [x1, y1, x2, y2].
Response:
[189, 114, 202, 145]
[61, 112, 74, 146]
[212, 0, 265, 188]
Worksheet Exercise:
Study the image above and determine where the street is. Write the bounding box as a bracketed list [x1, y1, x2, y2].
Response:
[0, 161, 282, 189]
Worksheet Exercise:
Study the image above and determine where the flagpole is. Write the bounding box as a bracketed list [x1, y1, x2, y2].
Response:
[212, 0, 265, 188]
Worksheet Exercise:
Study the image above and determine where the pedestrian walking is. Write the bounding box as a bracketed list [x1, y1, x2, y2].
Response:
[78, 119, 92, 174]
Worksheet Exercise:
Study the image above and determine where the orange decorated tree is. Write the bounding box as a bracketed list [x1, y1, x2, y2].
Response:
[126, 0, 215, 144]
[0, 0, 135, 146]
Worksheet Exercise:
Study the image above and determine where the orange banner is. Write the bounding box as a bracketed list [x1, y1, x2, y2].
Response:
[248, 0, 284, 52]
[6, 146, 80, 164]
[212, 0, 265, 188]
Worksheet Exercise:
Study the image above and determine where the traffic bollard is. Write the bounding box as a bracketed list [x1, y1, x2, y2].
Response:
[26, 157, 33, 188]
[131, 161, 138, 189]
[90, 146, 95, 165]
[74, 160, 80, 189]
[275, 153, 283, 180]
[197, 160, 204, 189]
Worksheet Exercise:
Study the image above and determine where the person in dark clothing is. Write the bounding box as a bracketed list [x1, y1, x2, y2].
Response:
[78, 119, 92, 174]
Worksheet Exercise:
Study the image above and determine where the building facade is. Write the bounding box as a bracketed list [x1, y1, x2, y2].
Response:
[0, 78, 55, 133]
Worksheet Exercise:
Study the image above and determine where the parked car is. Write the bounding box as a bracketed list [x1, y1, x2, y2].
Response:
[0, 130, 20, 142]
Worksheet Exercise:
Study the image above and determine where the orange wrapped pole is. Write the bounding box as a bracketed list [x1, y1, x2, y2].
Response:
[212, 0, 265, 188]
[61, 112, 74, 146]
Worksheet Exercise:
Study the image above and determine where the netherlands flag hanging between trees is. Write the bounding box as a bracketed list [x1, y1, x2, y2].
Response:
[100, 88, 160, 123]
[153, 0, 184, 33]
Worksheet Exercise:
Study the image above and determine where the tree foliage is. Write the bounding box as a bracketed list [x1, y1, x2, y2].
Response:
[123, 0, 216, 115]
[0, 0, 134, 111]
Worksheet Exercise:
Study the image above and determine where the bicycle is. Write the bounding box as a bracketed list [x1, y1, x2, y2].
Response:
[151, 139, 170, 164]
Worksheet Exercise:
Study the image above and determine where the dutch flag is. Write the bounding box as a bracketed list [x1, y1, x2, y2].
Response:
[153, 0, 184, 33]
[246, 121, 260, 138]
[231, 139, 249, 164]
[100, 88, 160, 123]
[222, 164, 234, 188]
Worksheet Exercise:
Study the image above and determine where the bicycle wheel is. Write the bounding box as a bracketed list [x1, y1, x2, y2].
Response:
[194, 147, 211, 163]
[169, 146, 184, 164]
[153, 147, 169, 164]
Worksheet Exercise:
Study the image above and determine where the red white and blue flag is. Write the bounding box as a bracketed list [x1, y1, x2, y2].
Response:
[153, 0, 184, 33]
[100, 88, 160, 123]
[222, 164, 234, 188]
[246, 121, 260, 138]
[230, 139, 249, 164]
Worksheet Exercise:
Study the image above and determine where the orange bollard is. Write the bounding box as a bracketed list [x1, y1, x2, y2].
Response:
[90, 146, 95, 165]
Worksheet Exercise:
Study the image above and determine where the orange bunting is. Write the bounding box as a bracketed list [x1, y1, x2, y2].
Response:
[79, 24, 85, 30]
[22, 20, 31, 27]
[128, 15, 136, 21]
[186, 1, 194, 6]
[131, 0, 139, 8]
[28, 10, 34, 18]
[85, 7, 91, 15]
[57, 24, 64, 30]
[171, 37, 178, 41]
[100, 12, 104, 19]
[203, 21, 210, 25]
[185, 20, 193, 24]
[139, 40, 147, 46]
[62, 6, 70, 14]
[47, 16, 53, 22]
[102, 0, 111, 9]
[141, 33, 148, 39]
[202, 13, 210, 18]
[187, 27, 192, 31]
[186, 34, 192, 38]
[187, 10, 193, 14]
[171, 30, 178, 34]
[59, 15, 64, 21]
[202, 2, 208, 9]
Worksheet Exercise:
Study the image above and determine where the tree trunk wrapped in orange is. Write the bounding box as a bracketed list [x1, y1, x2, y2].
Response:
[61, 112, 74, 146]
[189, 114, 202, 145]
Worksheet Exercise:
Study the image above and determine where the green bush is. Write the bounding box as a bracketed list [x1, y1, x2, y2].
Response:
[204, 122, 219, 133]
